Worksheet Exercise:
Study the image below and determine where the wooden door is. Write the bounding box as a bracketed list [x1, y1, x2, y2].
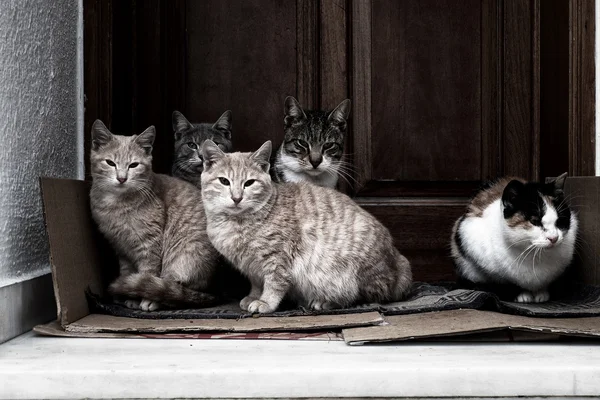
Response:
[84, 0, 595, 283]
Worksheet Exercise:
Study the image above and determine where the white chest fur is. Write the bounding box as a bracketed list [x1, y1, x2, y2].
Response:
[458, 200, 577, 291]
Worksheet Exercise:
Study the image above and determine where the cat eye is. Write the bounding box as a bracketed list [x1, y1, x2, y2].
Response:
[218, 177, 230, 186]
[323, 142, 337, 151]
[187, 142, 198, 150]
[129, 162, 139, 169]
[105, 159, 116, 167]
[244, 179, 256, 187]
[530, 217, 542, 226]
[294, 139, 308, 149]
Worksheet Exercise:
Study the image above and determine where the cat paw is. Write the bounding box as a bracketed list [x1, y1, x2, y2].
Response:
[515, 292, 534, 303]
[247, 299, 276, 314]
[240, 296, 258, 311]
[533, 290, 550, 303]
[140, 298, 160, 311]
[309, 300, 335, 311]
[124, 299, 141, 310]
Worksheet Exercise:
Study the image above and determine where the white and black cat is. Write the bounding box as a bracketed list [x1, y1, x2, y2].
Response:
[271, 96, 350, 189]
[451, 173, 578, 303]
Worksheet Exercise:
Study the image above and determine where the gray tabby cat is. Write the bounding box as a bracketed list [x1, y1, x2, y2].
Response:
[272, 96, 351, 189]
[90, 120, 219, 311]
[200, 140, 412, 314]
[172, 110, 233, 187]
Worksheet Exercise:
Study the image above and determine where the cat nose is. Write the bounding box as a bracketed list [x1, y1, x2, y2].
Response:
[309, 156, 322, 169]
[117, 177, 127, 184]
[547, 235, 558, 244]
[231, 196, 242, 205]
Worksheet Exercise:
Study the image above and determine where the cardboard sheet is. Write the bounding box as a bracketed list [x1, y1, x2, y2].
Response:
[33, 320, 343, 340]
[64, 311, 384, 333]
[342, 309, 600, 344]
[40, 178, 109, 325]
[37, 177, 600, 342]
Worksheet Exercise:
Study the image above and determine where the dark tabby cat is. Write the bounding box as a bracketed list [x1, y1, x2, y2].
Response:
[271, 96, 351, 189]
[172, 110, 233, 187]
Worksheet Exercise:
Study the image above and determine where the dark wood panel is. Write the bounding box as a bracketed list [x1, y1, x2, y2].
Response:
[185, 0, 297, 152]
[357, 181, 482, 198]
[83, 0, 113, 178]
[569, 0, 596, 176]
[540, 0, 570, 179]
[481, 0, 501, 179]
[350, 0, 372, 191]
[296, 0, 319, 109]
[371, 0, 482, 182]
[111, 0, 135, 134]
[320, 0, 348, 109]
[360, 201, 467, 282]
[502, 0, 539, 180]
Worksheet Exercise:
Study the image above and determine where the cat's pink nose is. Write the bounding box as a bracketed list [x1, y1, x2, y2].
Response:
[231, 196, 242, 205]
[117, 177, 127, 184]
[547, 235, 558, 244]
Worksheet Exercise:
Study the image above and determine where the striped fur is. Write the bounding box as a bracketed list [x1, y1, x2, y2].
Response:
[201, 140, 412, 314]
[109, 273, 218, 308]
[90, 120, 219, 311]
[271, 97, 350, 189]
[171, 110, 233, 188]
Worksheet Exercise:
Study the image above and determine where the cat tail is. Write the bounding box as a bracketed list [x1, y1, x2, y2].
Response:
[108, 273, 219, 308]
[392, 249, 413, 301]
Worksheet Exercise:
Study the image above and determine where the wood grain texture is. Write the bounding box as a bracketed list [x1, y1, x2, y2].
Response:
[320, 0, 348, 109]
[502, 0, 537, 179]
[83, 0, 113, 178]
[569, 0, 596, 176]
[360, 200, 467, 282]
[370, 0, 482, 182]
[296, 0, 319, 109]
[540, 0, 570, 179]
[350, 0, 372, 191]
[185, 0, 296, 153]
[481, 0, 501, 180]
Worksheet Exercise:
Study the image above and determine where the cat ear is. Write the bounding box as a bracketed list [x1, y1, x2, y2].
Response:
[212, 110, 232, 140]
[91, 119, 114, 150]
[549, 172, 568, 194]
[135, 126, 156, 155]
[327, 99, 351, 130]
[172, 111, 193, 137]
[201, 140, 225, 170]
[502, 180, 524, 211]
[250, 141, 272, 173]
[284, 96, 306, 127]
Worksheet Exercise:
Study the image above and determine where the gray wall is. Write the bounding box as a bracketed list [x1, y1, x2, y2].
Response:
[0, 0, 83, 342]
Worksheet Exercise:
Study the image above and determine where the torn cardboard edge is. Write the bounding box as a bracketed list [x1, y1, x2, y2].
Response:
[33, 320, 343, 341]
[342, 309, 600, 345]
[38, 177, 600, 341]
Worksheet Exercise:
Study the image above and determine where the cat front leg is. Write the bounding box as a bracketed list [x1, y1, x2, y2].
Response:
[240, 279, 263, 311]
[247, 270, 290, 314]
[118, 257, 135, 275]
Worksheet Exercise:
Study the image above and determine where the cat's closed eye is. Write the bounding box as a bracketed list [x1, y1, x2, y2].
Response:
[530, 216, 542, 226]
[244, 179, 255, 187]
[295, 139, 308, 149]
[187, 142, 198, 150]
[105, 159, 116, 167]
[129, 162, 139, 169]
[218, 177, 230, 186]
[323, 142, 337, 151]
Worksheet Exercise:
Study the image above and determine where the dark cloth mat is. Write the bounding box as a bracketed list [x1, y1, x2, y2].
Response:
[87, 282, 600, 320]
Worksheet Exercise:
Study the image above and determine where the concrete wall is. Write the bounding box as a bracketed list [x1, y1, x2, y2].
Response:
[0, 0, 83, 342]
